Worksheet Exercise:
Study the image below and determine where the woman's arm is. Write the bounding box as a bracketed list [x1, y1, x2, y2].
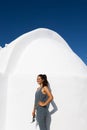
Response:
[38, 86, 54, 106]
[32, 87, 39, 117]
[32, 102, 36, 116]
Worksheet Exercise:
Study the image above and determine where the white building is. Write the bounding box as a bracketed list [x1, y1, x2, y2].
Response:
[0, 28, 87, 130]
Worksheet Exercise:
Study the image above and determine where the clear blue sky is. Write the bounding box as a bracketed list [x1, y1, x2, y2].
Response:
[0, 0, 87, 65]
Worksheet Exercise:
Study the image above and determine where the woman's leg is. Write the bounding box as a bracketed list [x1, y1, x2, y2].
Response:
[36, 107, 47, 130]
[38, 114, 47, 130]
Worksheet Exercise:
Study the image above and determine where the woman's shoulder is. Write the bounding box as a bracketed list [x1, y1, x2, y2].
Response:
[43, 86, 51, 91]
[43, 86, 49, 90]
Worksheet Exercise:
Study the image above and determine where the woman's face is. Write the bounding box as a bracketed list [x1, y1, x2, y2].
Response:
[37, 76, 43, 84]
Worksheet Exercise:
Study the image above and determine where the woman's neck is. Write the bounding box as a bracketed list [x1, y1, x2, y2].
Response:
[40, 84, 43, 88]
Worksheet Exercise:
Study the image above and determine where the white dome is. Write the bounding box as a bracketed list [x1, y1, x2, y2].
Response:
[0, 28, 87, 76]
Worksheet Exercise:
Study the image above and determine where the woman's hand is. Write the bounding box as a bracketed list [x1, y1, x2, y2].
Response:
[38, 101, 46, 107]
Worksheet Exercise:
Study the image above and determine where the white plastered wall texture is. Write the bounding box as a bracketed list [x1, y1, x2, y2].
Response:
[0, 28, 87, 130]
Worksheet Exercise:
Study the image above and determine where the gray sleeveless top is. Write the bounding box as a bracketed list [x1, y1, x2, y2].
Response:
[34, 87, 49, 109]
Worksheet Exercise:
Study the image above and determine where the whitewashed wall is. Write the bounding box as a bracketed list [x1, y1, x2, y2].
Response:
[0, 28, 87, 130]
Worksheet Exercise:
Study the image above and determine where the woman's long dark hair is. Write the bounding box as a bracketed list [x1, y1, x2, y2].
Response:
[38, 74, 48, 87]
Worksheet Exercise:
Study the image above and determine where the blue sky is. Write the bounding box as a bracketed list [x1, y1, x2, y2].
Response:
[0, 0, 87, 65]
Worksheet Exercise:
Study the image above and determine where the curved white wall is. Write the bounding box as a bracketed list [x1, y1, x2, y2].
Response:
[0, 28, 87, 130]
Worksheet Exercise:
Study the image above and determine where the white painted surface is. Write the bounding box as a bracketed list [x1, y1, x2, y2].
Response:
[0, 28, 87, 130]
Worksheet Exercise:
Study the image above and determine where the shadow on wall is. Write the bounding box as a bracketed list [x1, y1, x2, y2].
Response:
[46, 82, 58, 130]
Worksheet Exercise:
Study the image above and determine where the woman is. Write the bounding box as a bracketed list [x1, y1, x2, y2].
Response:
[32, 74, 53, 130]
